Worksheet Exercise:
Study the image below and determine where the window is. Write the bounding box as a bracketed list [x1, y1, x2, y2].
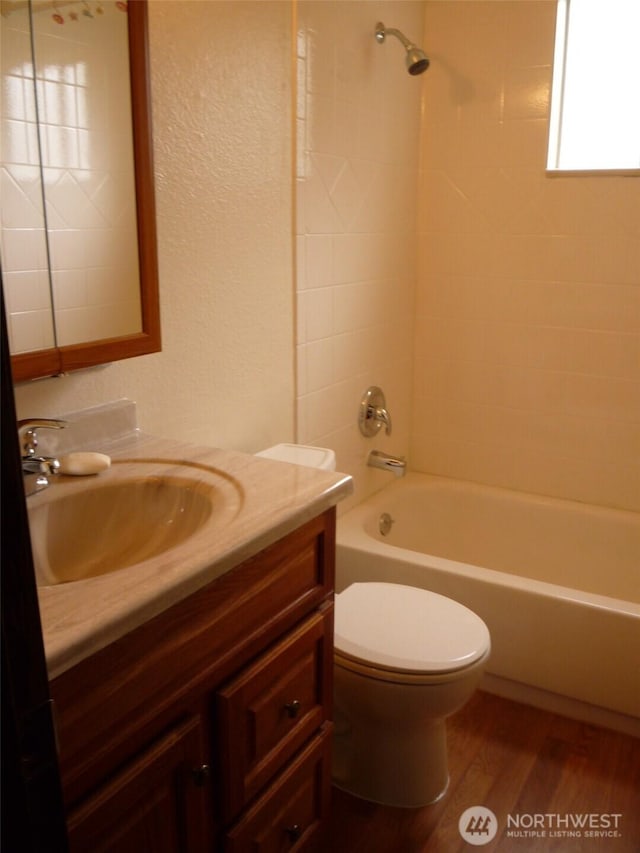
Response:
[547, 0, 640, 172]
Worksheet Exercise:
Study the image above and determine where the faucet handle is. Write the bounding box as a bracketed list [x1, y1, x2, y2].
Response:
[17, 418, 67, 457]
[359, 386, 392, 437]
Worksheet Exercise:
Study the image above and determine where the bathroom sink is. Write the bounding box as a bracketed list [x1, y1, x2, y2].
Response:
[28, 462, 241, 586]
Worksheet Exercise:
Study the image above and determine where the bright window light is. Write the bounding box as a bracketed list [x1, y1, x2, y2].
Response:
[547, 0, 640, 171]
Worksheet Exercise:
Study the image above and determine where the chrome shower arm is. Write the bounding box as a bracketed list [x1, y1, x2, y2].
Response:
[376, 23, 413, 51]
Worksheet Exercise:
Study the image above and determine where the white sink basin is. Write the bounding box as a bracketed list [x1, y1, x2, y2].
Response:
[28, 460, 243, 586]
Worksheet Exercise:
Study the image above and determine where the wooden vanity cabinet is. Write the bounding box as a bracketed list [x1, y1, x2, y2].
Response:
[48, 509, 336, 852]
[65, 713, 211, 852]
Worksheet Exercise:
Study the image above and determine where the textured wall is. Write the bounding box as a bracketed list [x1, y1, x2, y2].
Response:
[413, 0, 640, 511]
[13, 1, 295, 453]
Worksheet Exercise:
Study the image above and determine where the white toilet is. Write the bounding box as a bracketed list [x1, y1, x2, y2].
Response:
[333, 582, 490, 807]
[256, 444, 491, 807]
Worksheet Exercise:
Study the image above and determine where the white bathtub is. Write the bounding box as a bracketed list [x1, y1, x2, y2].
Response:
[336, 473, 640, 735]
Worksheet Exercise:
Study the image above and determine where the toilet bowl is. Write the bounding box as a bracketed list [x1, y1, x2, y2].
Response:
[254, 445, 490, 806]
[333, 582, 490, 807]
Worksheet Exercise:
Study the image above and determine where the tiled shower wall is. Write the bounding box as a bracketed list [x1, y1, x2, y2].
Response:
[296, 1, 424, 507]
[298, 0, 639, 512]
[414, 1, 639, 511]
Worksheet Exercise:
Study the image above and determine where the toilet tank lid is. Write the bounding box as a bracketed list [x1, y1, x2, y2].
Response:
[255, 443, 336, 471]
[334, 582, 490, 673]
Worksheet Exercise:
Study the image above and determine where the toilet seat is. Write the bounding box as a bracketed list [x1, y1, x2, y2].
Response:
[334, 582, 490, 682]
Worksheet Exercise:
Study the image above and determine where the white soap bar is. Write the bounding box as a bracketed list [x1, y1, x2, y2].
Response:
[59, 452, 111, 476]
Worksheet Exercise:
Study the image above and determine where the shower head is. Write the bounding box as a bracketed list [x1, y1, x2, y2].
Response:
[375, 21, 430, 76]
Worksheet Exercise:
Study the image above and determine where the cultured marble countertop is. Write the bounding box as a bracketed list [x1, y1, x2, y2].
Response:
[34, 431, 353, 680]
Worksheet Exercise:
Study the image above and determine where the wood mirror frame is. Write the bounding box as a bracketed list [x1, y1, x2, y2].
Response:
[10, 0, 160, 383]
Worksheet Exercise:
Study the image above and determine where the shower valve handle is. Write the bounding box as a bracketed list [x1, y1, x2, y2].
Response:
[359, 386, 392, 437]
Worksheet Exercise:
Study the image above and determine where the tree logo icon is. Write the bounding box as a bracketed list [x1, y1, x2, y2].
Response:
[458, 806, 498, 845]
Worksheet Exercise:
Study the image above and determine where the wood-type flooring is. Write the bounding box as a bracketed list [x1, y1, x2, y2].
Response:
[317, 690, 640, 852]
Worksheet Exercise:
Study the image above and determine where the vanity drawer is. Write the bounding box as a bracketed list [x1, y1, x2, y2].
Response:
[217, 606, 333, 820]
[224, 724, 332, 853]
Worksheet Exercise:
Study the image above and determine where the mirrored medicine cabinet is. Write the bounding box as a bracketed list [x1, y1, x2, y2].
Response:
[1, 0, 160, 382]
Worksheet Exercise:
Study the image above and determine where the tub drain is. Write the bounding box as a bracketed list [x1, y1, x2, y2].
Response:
[378, 512, 395, 536]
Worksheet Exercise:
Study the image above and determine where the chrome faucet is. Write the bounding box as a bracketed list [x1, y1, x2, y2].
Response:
[359, 386, 393, 437]
[18, 418, 67, 493]
[367, 449, 406, 478]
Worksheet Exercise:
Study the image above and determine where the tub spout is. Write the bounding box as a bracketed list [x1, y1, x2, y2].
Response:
[368, 449, 406, 478]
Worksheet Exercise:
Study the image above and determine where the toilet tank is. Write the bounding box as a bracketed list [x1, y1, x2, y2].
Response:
[255, 443, 336, 471]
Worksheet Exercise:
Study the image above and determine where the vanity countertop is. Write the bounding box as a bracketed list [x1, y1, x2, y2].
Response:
[34, 431, 352, 680]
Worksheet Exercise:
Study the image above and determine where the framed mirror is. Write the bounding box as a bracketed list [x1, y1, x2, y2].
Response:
[1, 0, 160, 382]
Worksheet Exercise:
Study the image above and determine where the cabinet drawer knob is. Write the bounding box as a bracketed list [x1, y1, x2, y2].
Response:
[285, 824, 302, 842]
[284, 699, 301, 718]
[191, 764, 211, 787]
